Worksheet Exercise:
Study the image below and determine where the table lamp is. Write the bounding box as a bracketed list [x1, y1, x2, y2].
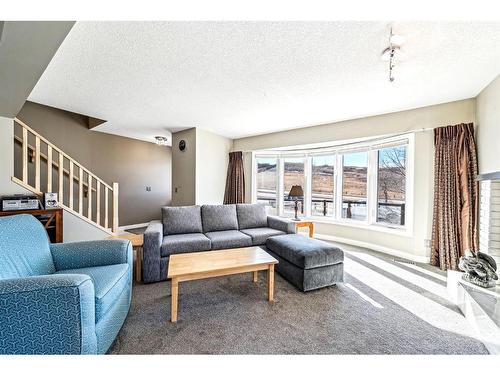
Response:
[288, 185, 304, 221]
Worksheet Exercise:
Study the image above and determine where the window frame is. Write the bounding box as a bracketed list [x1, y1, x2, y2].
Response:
[281, 156, 307, 219]
[310, 153, 335, 218]
[251, 133, 414, 235]
[253, 153, 280, 215]
[373, 143, 409, 229]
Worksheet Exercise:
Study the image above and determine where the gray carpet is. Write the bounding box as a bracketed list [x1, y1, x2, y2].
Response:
[109, 247, 488, 354]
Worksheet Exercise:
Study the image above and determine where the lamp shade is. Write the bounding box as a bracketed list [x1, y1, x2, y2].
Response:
[288, 185, 304, 198]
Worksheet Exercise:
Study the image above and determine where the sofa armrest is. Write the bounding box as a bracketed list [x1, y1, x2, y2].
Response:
[0, 274, 97, 354]
[50, 240, 132, 271]
[267, 216, 296, 234]
[143, 220, 163, 283]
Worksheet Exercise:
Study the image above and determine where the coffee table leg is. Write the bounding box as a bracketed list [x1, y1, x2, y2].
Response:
[253, 271, 258, 283]
[268, 264, 274, 302]
[171, 278, 178, 322]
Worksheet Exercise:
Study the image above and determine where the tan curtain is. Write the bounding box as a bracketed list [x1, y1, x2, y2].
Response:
[431, 123, 479, 270]
[223, 151, 245, 204]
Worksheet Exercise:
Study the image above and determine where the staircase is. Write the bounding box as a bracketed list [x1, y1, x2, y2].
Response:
[11, 118, 119, 234]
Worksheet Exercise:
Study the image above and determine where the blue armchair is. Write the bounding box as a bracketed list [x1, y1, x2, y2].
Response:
[0, 214, 132, 354]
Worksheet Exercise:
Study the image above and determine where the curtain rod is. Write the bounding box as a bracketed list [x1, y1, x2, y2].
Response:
[237, 127, 434, 153]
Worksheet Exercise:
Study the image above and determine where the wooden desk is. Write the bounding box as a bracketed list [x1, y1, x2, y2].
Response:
[295, 221, 314, 238]
[106, 233, 144, 283]
[168, 247, 278, 323]
[0, 208, 63, 243]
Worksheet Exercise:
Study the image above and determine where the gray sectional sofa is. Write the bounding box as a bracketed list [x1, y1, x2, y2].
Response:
[143, 203, 296, 283]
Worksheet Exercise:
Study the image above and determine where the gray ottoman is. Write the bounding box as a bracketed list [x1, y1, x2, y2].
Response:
[265, 234, 344, 292]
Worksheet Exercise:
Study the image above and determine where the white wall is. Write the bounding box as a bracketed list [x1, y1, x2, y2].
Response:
[195, 128, 233, 204]
[233, 99, 476, 262]
[63, 210, 108, 242]
[477, 74, 500, 174]
[1, 116, 109, 242]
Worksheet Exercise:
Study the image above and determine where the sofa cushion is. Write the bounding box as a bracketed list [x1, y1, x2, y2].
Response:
[201, 204, 238, 233]
[236, 204, 268, 230]
[56, 263, 129, 322]
[266, 234, 344, 269]
[161, 233, 211, 257]
[240, 227, 286, 245]
[162, 205, 203, 235]
[205, 230, 252, 250]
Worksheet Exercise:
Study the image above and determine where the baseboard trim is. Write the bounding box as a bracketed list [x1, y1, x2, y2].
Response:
[314, 233, 431, 264]
[119, 222, 149, 231]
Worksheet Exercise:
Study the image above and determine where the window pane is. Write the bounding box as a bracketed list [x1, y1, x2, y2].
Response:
[311, 155, 335, 216]
[377, 146, 406, 225]
[283, 158, 305, 218]
[256, 158, 277, 215]
[342, 152, 368, 220]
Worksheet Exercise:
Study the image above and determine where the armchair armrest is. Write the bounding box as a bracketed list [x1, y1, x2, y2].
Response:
[0, 274, 97, 354]
[143, 220, 163, 283]
[50, 240, 132, 271]
[268, 216, 296, 234]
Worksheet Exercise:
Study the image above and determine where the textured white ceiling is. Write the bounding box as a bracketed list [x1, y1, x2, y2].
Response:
[29, 21, 500, 142]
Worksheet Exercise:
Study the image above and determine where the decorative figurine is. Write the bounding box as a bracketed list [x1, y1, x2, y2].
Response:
[459, 250, 498, 288]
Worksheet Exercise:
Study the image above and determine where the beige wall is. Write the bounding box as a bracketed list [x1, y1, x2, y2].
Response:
[171, 128, 233, 206]
[196, 128, 233, 205]
[172, 128, 197, 206]
[17, 102, 172, 226]
[233, 99, 476, 261]
[477, 74, 500, 175]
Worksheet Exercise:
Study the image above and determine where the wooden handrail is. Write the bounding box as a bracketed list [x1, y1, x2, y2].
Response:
[13, 118, 119, 233]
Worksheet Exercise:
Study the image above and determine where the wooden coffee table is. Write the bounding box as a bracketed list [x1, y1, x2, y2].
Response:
[167, 247, 278, 322]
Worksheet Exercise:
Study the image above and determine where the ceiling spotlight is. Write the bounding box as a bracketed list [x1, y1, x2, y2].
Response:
[389, 34, 405, 47]
[381, 27, 405, 82]
[154, 136, 168, 146]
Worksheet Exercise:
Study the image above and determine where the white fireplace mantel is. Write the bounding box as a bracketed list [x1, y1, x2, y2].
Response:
[447, 270, 500, 354]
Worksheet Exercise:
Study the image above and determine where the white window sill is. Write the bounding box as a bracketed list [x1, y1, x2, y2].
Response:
[293, 216, 413, 238]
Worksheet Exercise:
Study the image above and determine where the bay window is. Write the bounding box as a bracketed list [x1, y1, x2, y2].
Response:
[376, 145, 407, 226]
[341, 152, 368, 221]
[311, 155, 335, 217]
[283, 157, 305, 218]
[252, 134, 412, 232]
[255, 157, 278, 215]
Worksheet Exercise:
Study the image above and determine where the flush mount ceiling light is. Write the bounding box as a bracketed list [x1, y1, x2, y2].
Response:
[381, 27, 405, 82]
[154, 136, 168, 146]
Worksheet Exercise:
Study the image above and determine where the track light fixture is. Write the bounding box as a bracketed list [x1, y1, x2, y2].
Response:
[381, 27, 405, 82]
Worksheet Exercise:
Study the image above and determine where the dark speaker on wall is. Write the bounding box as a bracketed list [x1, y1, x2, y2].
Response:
[179, 139, 187, 152]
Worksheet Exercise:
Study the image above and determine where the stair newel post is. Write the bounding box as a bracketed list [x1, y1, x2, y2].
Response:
[112, 182, 119, 233]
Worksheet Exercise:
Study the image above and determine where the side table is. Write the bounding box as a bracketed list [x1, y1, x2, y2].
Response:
[295, 221, 314, 238]
[106, 233, 144, 282]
